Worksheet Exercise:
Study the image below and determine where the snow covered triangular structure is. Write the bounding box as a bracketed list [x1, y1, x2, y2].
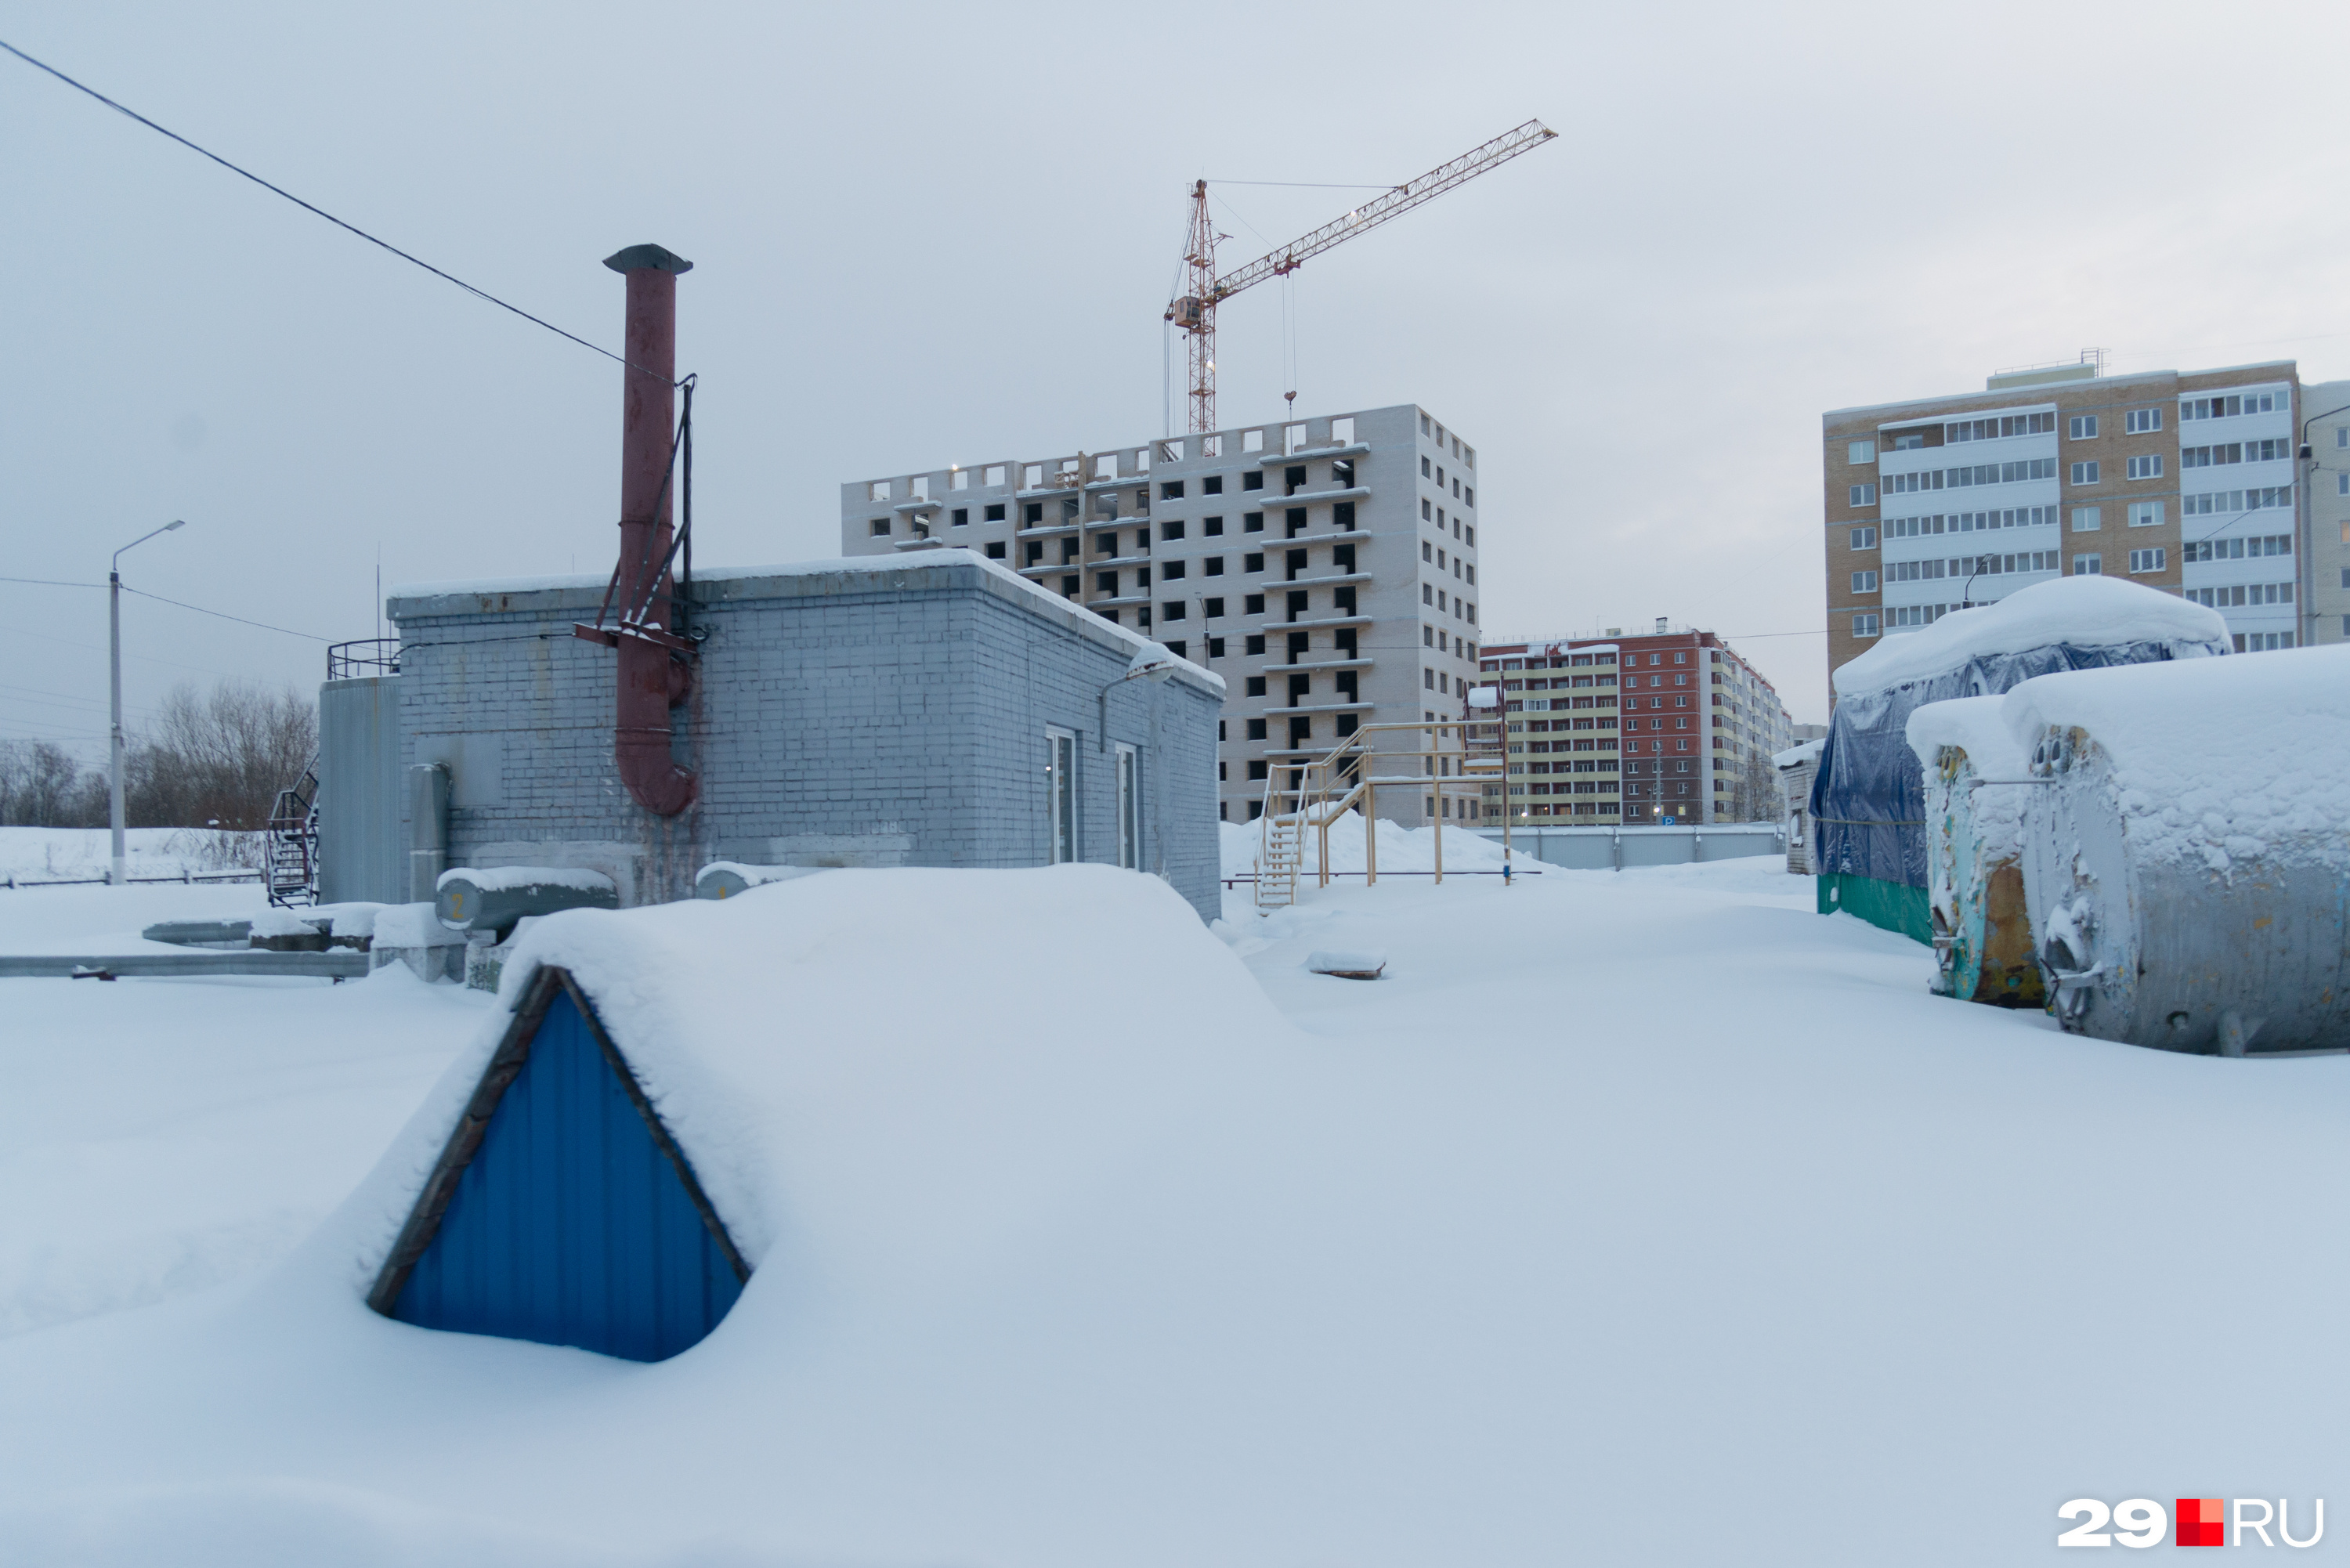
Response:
[367, 966, 748, 1362]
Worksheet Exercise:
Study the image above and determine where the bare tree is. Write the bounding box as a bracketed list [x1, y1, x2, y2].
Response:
[123, 681, 316, 830]
[0, 742, 97, 827]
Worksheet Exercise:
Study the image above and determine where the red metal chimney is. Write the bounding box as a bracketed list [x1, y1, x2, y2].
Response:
[602, 243, 696, 817]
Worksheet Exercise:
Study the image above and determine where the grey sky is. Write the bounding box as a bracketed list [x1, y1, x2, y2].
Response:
[5, 0, 2345, 760]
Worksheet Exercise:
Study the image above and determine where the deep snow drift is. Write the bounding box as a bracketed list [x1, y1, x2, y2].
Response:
[4, 859, 2349, 1565]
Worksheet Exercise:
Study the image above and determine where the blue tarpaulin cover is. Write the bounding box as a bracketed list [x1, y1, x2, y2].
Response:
[1810, 580, 2230, 891]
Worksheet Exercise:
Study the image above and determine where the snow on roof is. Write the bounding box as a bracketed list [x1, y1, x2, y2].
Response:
[351, 866, 1282, 1292]
[390, 551, 1224, 697]
[1773, 739, 1824, 770]
[2000, 644, 2350, 868]
[1831, 577, 2229, 699]
[1902, 695, 2026, 779]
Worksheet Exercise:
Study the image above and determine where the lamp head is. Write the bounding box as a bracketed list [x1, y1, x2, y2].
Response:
[164, 518, 185, 531]
[1126, 642, 1180, 683]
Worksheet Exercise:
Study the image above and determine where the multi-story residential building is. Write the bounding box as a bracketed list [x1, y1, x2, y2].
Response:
[2308, 378, 2350, 645]
[1822, 358, 2343, 695]
[839, 403, 1485, 825]
[1474, 623, 1794, 824]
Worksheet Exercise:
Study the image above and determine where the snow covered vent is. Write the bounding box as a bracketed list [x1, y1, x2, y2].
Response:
[367, 964, 749, 1362]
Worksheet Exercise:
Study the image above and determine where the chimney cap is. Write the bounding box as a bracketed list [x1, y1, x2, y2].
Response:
[603, 244, 693, 276]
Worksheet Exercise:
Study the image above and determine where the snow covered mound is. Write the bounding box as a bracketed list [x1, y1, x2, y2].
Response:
[2002, 642, 2350, 870]
[1833, 576, 2228, 699]
[354, 865, 1285, 1292]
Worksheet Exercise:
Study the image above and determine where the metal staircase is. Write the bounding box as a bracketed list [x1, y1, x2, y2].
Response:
[1255, 789, 1303, 909]
[265, 761, 320, 908]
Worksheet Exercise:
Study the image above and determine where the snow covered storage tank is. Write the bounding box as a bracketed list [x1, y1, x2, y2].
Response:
[1811, 578, 2229, 941]
[2008, 645, 2350, 1056]
[1904, 696, 2041, 1009]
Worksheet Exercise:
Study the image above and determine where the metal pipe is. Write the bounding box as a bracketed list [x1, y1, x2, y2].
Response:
[605, 244, 696, 817]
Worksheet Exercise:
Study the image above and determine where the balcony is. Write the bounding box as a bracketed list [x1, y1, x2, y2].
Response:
[1255, 442, 1371, 467]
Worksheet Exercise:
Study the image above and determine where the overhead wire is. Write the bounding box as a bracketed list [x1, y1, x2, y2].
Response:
[120, 584, 329, 641]
[0, 36, 673, 385]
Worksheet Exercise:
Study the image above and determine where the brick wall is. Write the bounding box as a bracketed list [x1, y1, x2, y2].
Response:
[387, 557, 1223, 921]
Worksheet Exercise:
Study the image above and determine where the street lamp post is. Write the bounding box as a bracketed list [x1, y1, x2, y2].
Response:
[110, 520, 186, 885]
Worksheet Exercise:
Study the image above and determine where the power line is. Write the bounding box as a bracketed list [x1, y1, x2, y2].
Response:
[0, 574, 103, 588]
[120, 584, 328, 641]
[0, 36, 669, 384]
[1208, 180, 1401, 190]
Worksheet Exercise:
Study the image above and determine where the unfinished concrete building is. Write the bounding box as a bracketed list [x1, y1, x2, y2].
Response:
[840, 403, 1487, 826]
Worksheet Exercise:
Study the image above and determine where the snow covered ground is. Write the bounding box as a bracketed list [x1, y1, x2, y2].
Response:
[2, 860, 2346, 1564]
[0, 825, 262, 885]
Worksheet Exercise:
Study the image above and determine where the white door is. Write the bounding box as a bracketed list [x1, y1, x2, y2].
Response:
[1046, 728, 1076, 863]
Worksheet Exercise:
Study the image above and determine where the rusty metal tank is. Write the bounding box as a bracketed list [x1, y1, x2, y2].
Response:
[2009, 647, 2350, 1055]
[1906, 696, 2043, 1009]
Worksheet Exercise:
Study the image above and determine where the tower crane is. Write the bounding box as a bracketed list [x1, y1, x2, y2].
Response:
[1165, 119, 1557, 435]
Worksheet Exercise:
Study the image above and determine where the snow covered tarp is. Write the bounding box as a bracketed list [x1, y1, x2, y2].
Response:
[1811, 577, 2228, 940]
[2006, 644, 2350, 1053]
[1904, 696, 2039, 1008]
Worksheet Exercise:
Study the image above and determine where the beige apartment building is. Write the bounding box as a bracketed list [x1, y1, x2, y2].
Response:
[1475, 623, 1794, 824]
[1823, 358, 2343, 695]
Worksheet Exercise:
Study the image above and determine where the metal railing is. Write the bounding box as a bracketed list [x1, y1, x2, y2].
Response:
[327, 638, 401, 679]
[1, 868, 262, 891]
[1253, 714, 1512, 906]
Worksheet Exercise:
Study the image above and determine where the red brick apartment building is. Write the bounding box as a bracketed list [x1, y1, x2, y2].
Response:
[1475, 622, 1795, 824]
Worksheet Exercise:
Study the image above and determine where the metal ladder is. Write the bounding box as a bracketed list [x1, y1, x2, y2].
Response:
[1255, 795, 1303, 909]
[265, 761, 320, 908]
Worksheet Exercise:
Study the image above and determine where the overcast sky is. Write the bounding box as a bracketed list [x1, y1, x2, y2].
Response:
[5, 0, 2346, 761]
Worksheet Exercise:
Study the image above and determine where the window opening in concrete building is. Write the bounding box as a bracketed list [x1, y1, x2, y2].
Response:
[870, 519, 890, 537]
[1244, 511, 1264, 534]
[1045, 729, 1077, 865]
[1159, 440, 1184, 464]
[1024, 465, 1043, 488]
[984, 503, 1006, 522]
[1285, 508, 1307, 537]
[950, 468, 969, 490]
[1203, 515, 1224, 536]
[950, 508, 968, 527]
[1203, 475, 1224, 495]
[1284, 425, 1307, 455]
[1205, 598, 1224, 618]
[1335, 501, 1355, 529]
[985, 541, 1006, 559]
[1286, 591, 1308, 620]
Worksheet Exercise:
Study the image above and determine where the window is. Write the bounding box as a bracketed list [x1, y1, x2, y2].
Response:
[950, 508, 968, 527]
[1849, 483, 1877, 506]
[870, 480, 892, 502]
[1851, 614, 1880, 643]
[1161, 561, 1185, 583]
[1246, 759, 1268, 781]
[1203, 515, 1224, 536]
[1161, 520, 1184, 542]
[2184, 583, 2294, 608]
[1203, 557, 1225, 576]
[2127, 501, 2163, 529]
[1420, 497, 1433, 521]
[1420, 456, 1431, 477]
[1848, 439, 1876, 464]
[1112, 744, 1139, 869]
[1243, 471, 1264, 492]
[1463, 487, 1474, 508]
[2340, 473, 2349, 497]
[1246, 718, 1267, 740]
[2068, 415, 2099, 439]
[1244, 552, 1264, 573]
[1044, 728, 1077, 864]
[2125, 455, 2163, 480]
[1246, 675, 1267, 697]
[2181, 391, 2285, 420]
[2235, 632, 2297, 652]
[2070, 507, 2101, 532]
[1849, 526, 1878, 549]
[1850, 571, 1878, 592]
[2182, 534, 2290, 562]
[984, 502, 1006, 522]
[869, 518, 890, 537]
[2070, 461, 2099, 485]
[2128, 547, 2166, 574]
[1421, 540, 1433, 562]
[985, 540, 1005, 559]
[1423, 583, 1434, 604]
[2071, 554, 2101, 575]
[1246, 634, 1265, 655]
[1202, 475, 1223, 496]
[1243, 511, 1264, 533]
[1024, 502, 1043, 524]
[1244, 594, 1264, 615]
[2124, 407, 2163, 435]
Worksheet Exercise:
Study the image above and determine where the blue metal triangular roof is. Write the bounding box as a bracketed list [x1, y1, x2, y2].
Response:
[367, 967, 747, 1362]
